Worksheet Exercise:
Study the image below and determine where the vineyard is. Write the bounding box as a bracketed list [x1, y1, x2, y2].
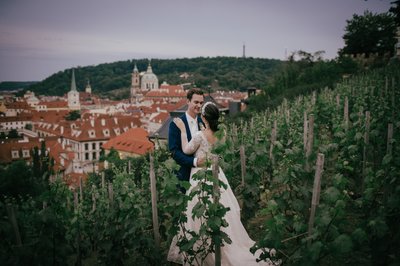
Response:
[1, 63, 399, 265]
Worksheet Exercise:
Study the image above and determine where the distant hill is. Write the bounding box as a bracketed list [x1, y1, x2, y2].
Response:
[26, 57, 282, 98]
[0, 81, 38, 91]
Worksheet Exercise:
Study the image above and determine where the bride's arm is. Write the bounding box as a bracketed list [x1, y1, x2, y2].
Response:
[173, 118, 201, 154]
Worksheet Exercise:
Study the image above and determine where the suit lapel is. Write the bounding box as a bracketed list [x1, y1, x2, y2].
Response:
[197, 116, 204, 131]
[180, 114, 192, 141]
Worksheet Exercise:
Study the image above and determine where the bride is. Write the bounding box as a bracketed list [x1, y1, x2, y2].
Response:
[167, 102, 277, 266]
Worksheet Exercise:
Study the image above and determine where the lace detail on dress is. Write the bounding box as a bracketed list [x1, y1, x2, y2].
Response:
[184, 131, 212, 160]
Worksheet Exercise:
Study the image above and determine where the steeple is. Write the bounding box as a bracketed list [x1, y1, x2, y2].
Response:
[146, 59, 153, 73]
[68, 68, 80, 110]
[70, 69, 77, 91]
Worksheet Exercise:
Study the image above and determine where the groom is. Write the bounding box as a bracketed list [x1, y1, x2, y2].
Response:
[168, 88, 205, 186]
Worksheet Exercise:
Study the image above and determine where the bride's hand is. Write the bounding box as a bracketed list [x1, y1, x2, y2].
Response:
[173, 118, 186, 133]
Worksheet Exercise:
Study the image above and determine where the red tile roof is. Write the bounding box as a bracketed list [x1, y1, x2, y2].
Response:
[36, 114, 142, 142]
[39, 100, 68, 109]
[102, 128, 154, 156]
[150, 112, 169, 124]
[31, 110, 70, 123]
[144, 85, 186, 98]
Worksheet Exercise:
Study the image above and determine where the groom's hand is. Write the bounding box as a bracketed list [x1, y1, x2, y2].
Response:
[197, 156, 206, 167]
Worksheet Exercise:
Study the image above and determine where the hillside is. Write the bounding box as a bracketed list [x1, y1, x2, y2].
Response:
[26, 57, 282, 97]
[0, 81, 38, 91]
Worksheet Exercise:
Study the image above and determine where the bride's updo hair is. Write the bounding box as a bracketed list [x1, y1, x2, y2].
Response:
[201, 102, 219, 132]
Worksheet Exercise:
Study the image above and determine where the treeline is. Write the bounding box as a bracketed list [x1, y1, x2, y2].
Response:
[0, 81, 37, 91]
[243, 54, 366, 115]
[26, 57, 282, 97]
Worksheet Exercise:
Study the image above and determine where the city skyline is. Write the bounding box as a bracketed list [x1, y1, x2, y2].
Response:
[0, 0, 392, 82]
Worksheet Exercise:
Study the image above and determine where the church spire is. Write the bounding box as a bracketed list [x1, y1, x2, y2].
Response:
[70, 69, 77, 92]
[146, 59, 153, 73]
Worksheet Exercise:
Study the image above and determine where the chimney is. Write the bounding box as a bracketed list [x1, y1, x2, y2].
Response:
[101, 118, 105, 126]
[60, 126, 64, 134]
[90, 119, 95, 127]
[114, 117, 118, 125]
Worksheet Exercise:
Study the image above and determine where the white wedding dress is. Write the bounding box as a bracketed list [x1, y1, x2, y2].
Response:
[167, 131, 277, 266]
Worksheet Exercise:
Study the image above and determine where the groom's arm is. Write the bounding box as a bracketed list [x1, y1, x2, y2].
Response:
[168, 120, 195, 167]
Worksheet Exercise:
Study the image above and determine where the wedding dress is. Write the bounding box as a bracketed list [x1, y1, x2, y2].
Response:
[167, 131, 277, 266]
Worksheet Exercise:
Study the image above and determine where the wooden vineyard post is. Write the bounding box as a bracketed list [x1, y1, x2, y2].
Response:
[269, 120, 277, 165]
[6, 204, 22, 246]
[212, 155, 221, 266]
[344, 96, 349, 131]
[74, 190, 79, 211]
[303, 111, 308, 154]
[73, 189, 82, 266]
[108, 183, 114, 208]
[392, 77, 395, 122]
[312, 91, 316, 106]
[362, 111, 370, 192]
[385, 76, 388, 97]
[101, 172, 105, 190]
[149, 154, 160, 250]
[336, 94, 340, 109]
[286, 109, 290, 124]
[79, 176, 83, 202]
[387, 123, 393, 156]
[384, 123, 394, 201]
[232, 124, 238, 144]
[305, 114, 314, 172]
[308, 153, 325, 246]
[92, 193, 96, 212]
[240, 145, 246, 186]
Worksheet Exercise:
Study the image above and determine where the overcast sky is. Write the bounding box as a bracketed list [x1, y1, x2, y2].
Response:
[0, 0, 392, 82]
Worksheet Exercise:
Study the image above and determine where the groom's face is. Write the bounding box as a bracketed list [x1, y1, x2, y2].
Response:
[187, 94, 204, 118]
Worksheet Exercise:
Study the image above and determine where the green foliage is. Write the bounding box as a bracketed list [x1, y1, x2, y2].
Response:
[64, 110, 81, 121]
[26, 57, 282, 97]
[7, 129, 20, 139]
[176, 168, 231, 265]
[0, 161, 35, 197]
[340, 10, 397, 57]
[244, 56, 360, 114]
[221, 63, 400, 264]
[0, 81, 37, 91]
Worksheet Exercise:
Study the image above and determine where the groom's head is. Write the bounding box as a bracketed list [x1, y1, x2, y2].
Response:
[187, 88, 204, 118]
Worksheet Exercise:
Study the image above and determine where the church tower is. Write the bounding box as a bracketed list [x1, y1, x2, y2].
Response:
[140, 60, 158, 91]
[85, 79, 92, 94]
[130, 63, 140, 103]
[67, 69, 81, 110]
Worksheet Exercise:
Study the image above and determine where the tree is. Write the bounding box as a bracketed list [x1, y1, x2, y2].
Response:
[390, 0, 400, 26]
[0, 160, 36, 197]
[340, 11, 397, 57]
[65, 110, 81, 121]
[7, 129, 20, 139]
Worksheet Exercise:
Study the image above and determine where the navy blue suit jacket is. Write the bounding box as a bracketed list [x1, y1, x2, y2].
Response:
[168, 113, 203, 182]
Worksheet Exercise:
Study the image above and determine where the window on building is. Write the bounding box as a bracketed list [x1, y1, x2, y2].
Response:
[11, 150, 19, 159]
[85, 153, 89, 160]
[85, 143, 89, 150]
[92, 152, 96, 160]
[22, 150, 30, 158]
[92, 143, 96, 150]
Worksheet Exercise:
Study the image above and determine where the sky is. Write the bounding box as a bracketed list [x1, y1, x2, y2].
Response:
[0, 0, 393, 82]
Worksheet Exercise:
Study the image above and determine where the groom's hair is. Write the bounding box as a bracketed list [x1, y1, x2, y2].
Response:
[187, 88, 204, 100]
